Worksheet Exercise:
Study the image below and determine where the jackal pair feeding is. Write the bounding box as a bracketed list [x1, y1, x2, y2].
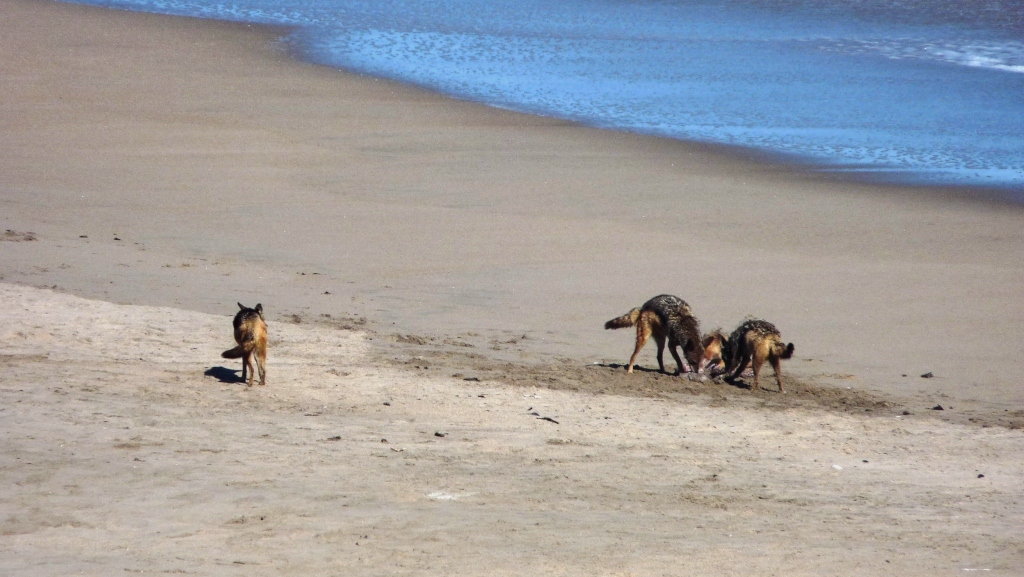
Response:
[221, 302, 267, 387]
[605, 295, 794, 392]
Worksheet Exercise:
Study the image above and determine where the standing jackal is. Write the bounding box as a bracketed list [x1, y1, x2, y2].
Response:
[717, 319, 794, 392]
[604, 294, 704, 375]
[221, 302, 267, 387]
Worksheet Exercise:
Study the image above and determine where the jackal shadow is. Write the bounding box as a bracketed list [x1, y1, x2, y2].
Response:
[204, 366, 243, 384]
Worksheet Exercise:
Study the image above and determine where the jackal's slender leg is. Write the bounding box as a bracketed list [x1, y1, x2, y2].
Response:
[243, 354, 256, 387]
[770, 355, 784, 393]
[627, 318, 652, 373]
[256, 349, 266, 386]
[668, 342, 685, 375]
[729, 353, 751, 382]
[750, 353, 766, 391]
[654, 333, 667, 373]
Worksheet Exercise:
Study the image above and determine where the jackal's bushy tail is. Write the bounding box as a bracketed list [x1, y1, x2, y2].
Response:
[221, 346, 244, 359]
[777, 342, 795, 359]
[604, 307, 641, 330]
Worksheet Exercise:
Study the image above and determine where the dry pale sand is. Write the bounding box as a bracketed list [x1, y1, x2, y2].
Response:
[1, 0, 1024, 574]
[3, 283, 1023, 576]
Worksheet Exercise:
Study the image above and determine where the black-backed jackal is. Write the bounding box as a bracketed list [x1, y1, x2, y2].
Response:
[701, 329, 729, 373]
[221, 302, 267, 387]
[604, 294, 705, 375]
[717, 319, 794, 392]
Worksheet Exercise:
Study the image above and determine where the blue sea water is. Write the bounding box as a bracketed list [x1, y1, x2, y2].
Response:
[65, 0, 1024, 198]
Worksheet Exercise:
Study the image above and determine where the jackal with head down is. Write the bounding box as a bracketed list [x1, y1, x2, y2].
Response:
[604, 294, 705, 375]
[221, 302, 267, 387]
[715, 318, 794, 392]
[700, 328, 730, 373]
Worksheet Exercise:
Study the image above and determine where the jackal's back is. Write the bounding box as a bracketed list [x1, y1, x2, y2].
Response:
[233, 310, 266, 351]
[223, 303, 267, 358]
[729, 318, 792, 359]
[641, 294, 692, 319]
[642, 294, 699, 344]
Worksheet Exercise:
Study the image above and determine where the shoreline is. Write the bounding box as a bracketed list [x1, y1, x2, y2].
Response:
[273, 10, 1024, 203]
[2, 0, 1024, 419]
[63, 2, 1024, 201]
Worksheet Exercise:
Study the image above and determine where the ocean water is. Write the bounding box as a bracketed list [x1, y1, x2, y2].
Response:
[66, 0, 1024, 198]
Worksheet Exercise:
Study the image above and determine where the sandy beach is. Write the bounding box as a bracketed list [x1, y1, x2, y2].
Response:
[2, 0, 1023, 574]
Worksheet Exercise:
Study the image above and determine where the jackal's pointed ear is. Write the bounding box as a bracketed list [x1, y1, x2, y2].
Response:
[702, 331, 722, 348]
[237, 302, 245, 310]
[254, 303, 263, 315]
